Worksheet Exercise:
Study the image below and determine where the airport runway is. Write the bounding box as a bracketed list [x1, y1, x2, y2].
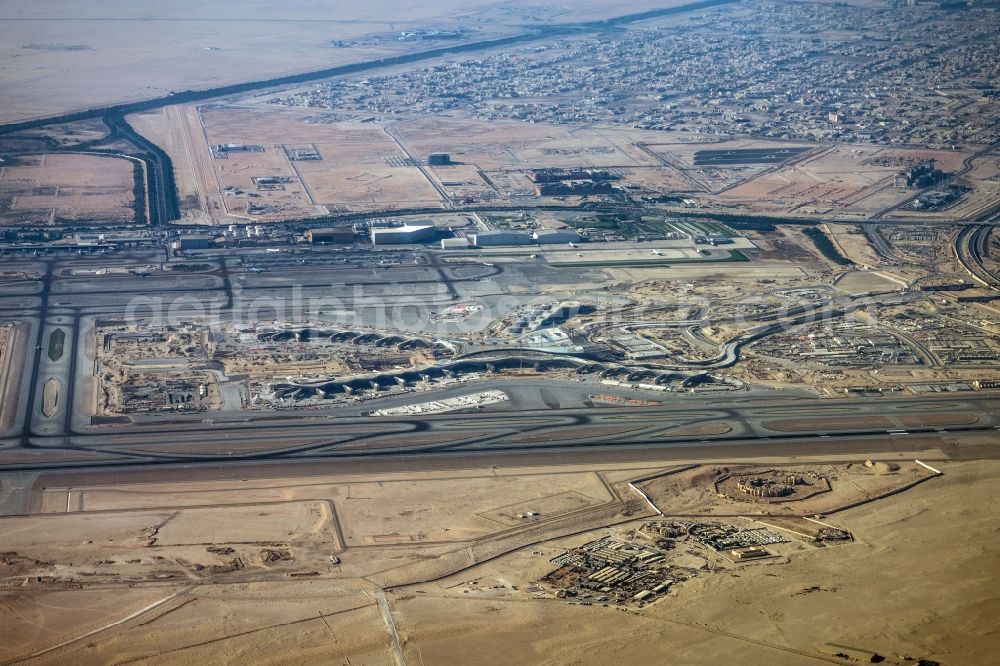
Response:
[2, 393, 997, 474]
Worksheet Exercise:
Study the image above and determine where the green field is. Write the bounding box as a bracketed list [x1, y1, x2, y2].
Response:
[47, 328, 66, 362]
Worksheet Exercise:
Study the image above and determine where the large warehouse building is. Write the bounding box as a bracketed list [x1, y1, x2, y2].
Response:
[371, 223, 435, 245]
[175, 234, 219, 250]
[307, 227, 356, 245]
[534, 229, 581, 244]
[441, 237, 470, 249]
[472, 230, 533, 247]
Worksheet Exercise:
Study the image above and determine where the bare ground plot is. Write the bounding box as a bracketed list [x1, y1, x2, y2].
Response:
[125, 439, 334, 456]
[187, 106, 444, 217]
[41, 377, 59, 418]
[0, 503, 342, 585]
[614, 165, 701, 193]
[428, 163, 500, 202]
[761, 415, 895, 432]
[396, 117, 692, 194]
[297, 159, 441, 211]
[896, 412, 980, 427]
[0, 584, 390, 666]
[603, 263, 808, 284]
[37, 469, 613, 546]
[334, 472, 613, 544]
[154, 501, 334, 546]
[0, 153, 135, 225]
[645, 460, 1000, 666]
[0, 586, 188, 664]
[397, 117, 660, 170]
[0, 449, 123, 468]
[503, 425, 653, 444]
[656, 422, 733, 438]
[16, 118, 117, 148]
[37, 478, 334, 513]
[337, 430, 496, 450]
[714, 146, 970, 218]
[130, 105, 233, 224]
[392, 594, 814, 666]
[159, 108, 721, 219]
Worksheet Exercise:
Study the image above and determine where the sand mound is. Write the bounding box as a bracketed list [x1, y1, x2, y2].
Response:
[872, 461, 899, 475]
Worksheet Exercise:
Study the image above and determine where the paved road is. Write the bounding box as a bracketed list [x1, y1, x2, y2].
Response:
[375, 589, 407, 666]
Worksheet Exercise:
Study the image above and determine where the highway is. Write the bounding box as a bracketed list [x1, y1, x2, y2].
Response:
[860, 224, 900, 262]
[955, 224, 1000, 289]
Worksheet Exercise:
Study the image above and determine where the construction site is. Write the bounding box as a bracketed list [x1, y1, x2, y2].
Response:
[541, 521, 795, 608]
[634, 461, 939, 518]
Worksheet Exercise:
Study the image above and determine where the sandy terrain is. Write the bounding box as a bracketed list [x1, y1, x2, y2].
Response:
[155, 501, 334, 546]
[1, 451, 994, 664]
[392, 459, 999, 665]
[391, 594, 819, 665]
[1, 583, 391, 666]
[139, 105, 445, 220]
[0, 153, 135, 225]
